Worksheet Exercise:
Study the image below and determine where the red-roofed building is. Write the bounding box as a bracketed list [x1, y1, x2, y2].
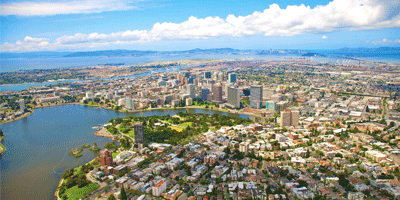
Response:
[152, 180, 166, 196]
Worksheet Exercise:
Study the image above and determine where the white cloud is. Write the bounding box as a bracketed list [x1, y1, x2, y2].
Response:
[1, 0, 400, 52]
[322, 35, 328, 39]
[0, 0, 138, 16]
[370, 38, 400, 45]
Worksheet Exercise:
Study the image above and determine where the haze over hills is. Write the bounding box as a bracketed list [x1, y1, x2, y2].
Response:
[1, 47, 399, 59]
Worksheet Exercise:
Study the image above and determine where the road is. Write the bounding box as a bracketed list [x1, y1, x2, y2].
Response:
[82, 170, 110, 200]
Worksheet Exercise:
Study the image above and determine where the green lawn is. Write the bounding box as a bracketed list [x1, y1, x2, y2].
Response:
[112, 152, 119, 159]
[178, 122, 193, 127]
[73, 165, 83, 175]
[128, 129, 135, 138]
[170, 126, 183, 132]
[63, 182, 100, 200]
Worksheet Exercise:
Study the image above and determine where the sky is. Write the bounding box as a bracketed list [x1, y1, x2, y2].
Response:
[0, 0, 399, 52]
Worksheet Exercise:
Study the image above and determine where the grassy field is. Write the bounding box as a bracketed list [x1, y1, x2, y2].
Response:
[170, 126, 183, 132]
[63, 182, 100, 199]
[178, 122, 193, 127]
[128, 129, 135, 138]
[112, 152, 118, 159]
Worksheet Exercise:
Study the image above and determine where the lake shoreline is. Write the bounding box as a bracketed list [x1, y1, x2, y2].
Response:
[0, 102, 260, 125]
[0, 110, 34, 125]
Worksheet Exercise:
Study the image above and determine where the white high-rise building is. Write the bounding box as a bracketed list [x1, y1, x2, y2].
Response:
[126, 99, 134, 110]
[227, 86, 240, 108]
[152, 180, 166, 196]
[187, 84, 196, 99]
[239, 142, 249, 154]
[250, 85, 263, 109]
[263, 89, 276, 100]
[19, 99, 25, 112]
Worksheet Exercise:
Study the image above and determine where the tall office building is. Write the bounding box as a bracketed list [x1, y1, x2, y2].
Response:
[188, 78, 195, 84]
[201, 88, 210, 101]
[276, 101, 288, 113]
[250, 85, 263, 109]
[263, 89, 276, 100]
[227, 86, 240, 108]
[228, 73, 237, 83]
[280, 110, 291, 127]
[280, 110, 299, 127]
[126, 99, 134, 110]
[291, 110, 300, 126]
[19, 99, 25, 112]
[271, 94, 284, 102]
[266, 101, 276, 111]
[183, 72, 190, 78]
[187, 84, 196, 99]
[212, 84, 223, 103]
[100, 149, 113, 167]
[193, 79, 199, 86]
[218, 72, 224, 81]
[133, 122, 144, 144]
[204, 71, 212, 79]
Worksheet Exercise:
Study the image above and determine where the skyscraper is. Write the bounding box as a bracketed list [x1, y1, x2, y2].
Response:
[19, 99, 25, 112]
[133, 122, 144, 144]
[187, 84, 196, 99]
[228, 73, 237, 83]
[201, 88, 210, 101]
[263, 89, 276, 100]
[266, 101, 276, 111]
[271, 94, 284, 102]
[276, 101, 288, 113]
[280, 110, 299, 127]
[188, 77, 195, 84]
[100, 149, 113, 167]
[227, 86, 240, 108]
[212, 84, 223, 103]
[250, 85, 263, 109]
[291, 110, 300, 127]
[204, 71, 211, 79]
[126, 99, 134, 110]
[183, 72, 190, 78]
[280, 110, 291, 127]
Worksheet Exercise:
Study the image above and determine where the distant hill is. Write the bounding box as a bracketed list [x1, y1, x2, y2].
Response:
[63, 49, 157, 57]
[0, 51, 70, 59]
[1, 47, 398, 59]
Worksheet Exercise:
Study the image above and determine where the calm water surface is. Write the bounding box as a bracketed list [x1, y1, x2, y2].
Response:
[0, 104, 249, 200]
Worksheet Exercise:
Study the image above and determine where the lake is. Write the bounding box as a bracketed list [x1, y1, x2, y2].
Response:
[0, 104, 249, 200]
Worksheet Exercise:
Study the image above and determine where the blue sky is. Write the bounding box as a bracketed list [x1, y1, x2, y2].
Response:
[1, 0, 399, 52]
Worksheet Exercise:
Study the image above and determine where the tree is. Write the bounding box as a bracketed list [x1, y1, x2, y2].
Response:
[107, 194, 116, 200]
[120, 186, 127, 200]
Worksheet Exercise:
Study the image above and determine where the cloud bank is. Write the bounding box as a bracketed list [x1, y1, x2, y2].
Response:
[369, 38, 400, 45]
[0, 0, 137, 16]
[1, 0, 400, 52]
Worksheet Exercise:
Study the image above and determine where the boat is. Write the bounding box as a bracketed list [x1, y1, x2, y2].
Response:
[92, 126, 98, 129]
